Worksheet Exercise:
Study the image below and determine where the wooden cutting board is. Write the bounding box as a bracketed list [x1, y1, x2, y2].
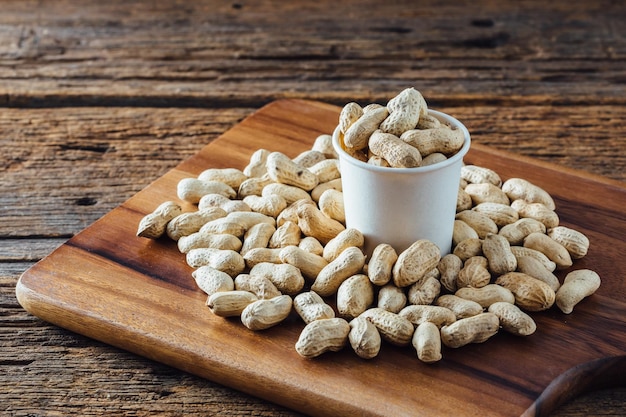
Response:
[16, 99, 626, 417]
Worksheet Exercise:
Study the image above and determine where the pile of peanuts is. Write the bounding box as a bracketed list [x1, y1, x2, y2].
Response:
[338, 87, 465, 168]
[137, 89, 601, 363]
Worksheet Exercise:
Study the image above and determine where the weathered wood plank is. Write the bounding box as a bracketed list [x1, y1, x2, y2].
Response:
[1, 1, 625, 415]
[0, 1, 625, 107]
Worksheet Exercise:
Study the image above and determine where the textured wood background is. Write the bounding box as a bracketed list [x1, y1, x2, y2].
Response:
[1, 1, 625, 416]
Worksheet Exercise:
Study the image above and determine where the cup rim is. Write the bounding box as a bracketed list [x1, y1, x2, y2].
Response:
[332, 109, 471, 174]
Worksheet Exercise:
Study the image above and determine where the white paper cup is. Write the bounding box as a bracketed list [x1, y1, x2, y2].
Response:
[332, 109, 471, 257]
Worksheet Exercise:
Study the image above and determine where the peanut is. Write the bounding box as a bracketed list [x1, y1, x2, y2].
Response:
[276, 198, 315, 226]
[186, 248, 245, 277]
[482, 233, 517, 275]
[336, 274, 375, 320]
[225, 211, 276, 231]
[249, 262, 305, 296]
[268, 221, 301, 248]
[488, 301, 536, 336]
[241, 295, 293, 331]
[323, 228, 364, 262]
[456, 187, 473, 212]
[234, 273, 282, 300]
[175, 242, 233, 271]
[366, 243, 398, 286]
[368, 130, 422, 168]
[435, 294, 483, 319]
[177, 178, 236, 204]
[292, 149, 326, 168]
[298, 236, 325, 256]
[441, 312, 500, 348]
[380, 87, 426, 136]
[400, 126, 465, 157]
[311, 134, 338, 159]
[266, 151, 319, 191]
[510, 246, 557, 272]
[460, 165, 502, 186]
[293, 291, 335, 324]
[263, 182, 312, 205]
[198, 167, 247, 189]
[457, 256, 491, 289]
[399, 305, 456, 328]
[348, 316, 381, 359]
[455, 210, 498, 239]
[421, 152, 447, 166]
[437, 253, 463, 293]
[166, 207, 227, 241]
[311, 247, 366, 296]
[472, 202, 519, 227]
[343, 106, 389, 151]
[238, 174, 273, 199]
[308, 158, 341, 183]
[137, 201, 182, 239]
[360, 307, 414, 346]
[198, 218, 246, 238]
[243, 148, 270, 178]
[413, 321, 442, 363]
[452, 220, 479, 247]
[317, 189, 345, 224]
[192, 265, 235, 296]
[242, 247, 283, 268]
[279, 245, 328, 281]
[392, 239, 441, 288]
[465, 182, 510, 206]
[207, 290, 258, 317]
[511, 199, 559, 229]
[416, 113, 441, 130]
[367, 152, 390, 165]
[295, 318, 351, 358]
[495, 272, 556, 312]
[523, 232, 573, 270]
[297, 203, 346, 245]
[516, 255, 561, 292]
[547, 226, 590, 259]
[452, 238, 483, 262]
[407, 274, 441, 305]
[198, 194, 250, 214]
[455, 284, 515, 308]
[498, 217, 547, 245]
[502, 178, 555, 210]
[240, 222, 276, 256]
[177, 231, 242, 254]
[243, 194, 287, 218]
[556, 269, 601, 314]
[338, 102, 364, 134]
[377, 283, 407, 313]
[310, 178, 342, 202]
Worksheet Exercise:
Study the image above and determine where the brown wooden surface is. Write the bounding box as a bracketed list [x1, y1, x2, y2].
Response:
[1, 1, 625, 416]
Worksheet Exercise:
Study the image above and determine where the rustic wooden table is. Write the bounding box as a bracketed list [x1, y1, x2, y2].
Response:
[1, 1, 625, 416]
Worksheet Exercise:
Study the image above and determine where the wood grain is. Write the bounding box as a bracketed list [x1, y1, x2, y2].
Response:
[16, 99, 626, 417]
[1, 1, 625, 107]
[2, 1, 625, 415]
